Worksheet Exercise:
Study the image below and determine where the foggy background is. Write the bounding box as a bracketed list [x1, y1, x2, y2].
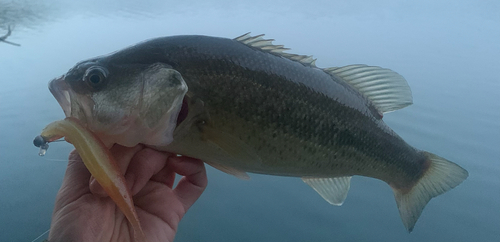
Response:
[1, 0, 498, 241]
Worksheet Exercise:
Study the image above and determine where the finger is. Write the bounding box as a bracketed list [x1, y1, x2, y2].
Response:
[89, 144, 144, 197]
[170, 157, 207, 211]
[124, 147, 170, 195]
[150, 161, 176, 188]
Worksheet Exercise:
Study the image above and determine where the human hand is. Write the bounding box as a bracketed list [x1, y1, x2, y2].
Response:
[48, 144, 207, 242]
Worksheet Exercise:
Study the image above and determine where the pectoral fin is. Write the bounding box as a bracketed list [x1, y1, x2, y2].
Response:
[200, 125, 261, 180]
[302, 176, 352, 206]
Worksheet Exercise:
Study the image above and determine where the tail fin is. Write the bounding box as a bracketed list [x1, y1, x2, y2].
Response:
[392, 151, 468, 232]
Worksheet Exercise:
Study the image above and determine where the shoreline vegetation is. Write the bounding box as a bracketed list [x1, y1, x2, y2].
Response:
[0, 26, 20, 46]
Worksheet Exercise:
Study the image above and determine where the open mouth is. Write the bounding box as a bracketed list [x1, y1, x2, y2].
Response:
[49, 76, 72, 117]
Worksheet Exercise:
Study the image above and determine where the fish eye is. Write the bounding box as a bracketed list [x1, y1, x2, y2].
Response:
[84, 66, 108, 90]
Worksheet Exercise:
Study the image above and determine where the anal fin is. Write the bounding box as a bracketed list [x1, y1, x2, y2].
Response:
[202, 125, 262, 166]
[302, 176, 352, 206]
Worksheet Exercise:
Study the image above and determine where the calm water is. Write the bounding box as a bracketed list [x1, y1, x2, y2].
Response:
[1, 1, 499, 241]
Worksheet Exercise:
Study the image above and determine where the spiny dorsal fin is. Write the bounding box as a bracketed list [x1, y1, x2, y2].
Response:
[324, 65, 413, 113]
[234, 33, 317, 67]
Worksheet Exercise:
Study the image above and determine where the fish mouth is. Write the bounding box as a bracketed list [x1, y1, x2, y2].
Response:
[49, 76, 72, 117]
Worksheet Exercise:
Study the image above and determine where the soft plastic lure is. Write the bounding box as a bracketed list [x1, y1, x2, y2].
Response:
[34, 117, 145, 241]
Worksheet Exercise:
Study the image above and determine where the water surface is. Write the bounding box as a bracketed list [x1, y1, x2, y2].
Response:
[0, 1, 499, 241]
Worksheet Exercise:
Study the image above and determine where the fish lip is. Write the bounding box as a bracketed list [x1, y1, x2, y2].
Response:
[49, 76, 72, 117]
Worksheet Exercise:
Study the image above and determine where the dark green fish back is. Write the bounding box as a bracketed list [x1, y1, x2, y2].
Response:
[104, 35, 425, 184]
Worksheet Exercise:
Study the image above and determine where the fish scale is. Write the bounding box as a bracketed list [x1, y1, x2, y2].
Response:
[169, 48, 425, 187]
[46, 33, 468, 232]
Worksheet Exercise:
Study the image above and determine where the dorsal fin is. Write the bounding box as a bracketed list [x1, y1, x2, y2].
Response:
[234, 34, 412, 113]
[324, 65, 413, 113]
[234, 33, 317, 67]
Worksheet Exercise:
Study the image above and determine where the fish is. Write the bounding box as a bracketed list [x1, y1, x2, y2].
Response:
[45, 33, 468, 232]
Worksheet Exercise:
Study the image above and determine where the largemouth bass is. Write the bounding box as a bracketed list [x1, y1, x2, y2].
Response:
[47, 33, 467, 232]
